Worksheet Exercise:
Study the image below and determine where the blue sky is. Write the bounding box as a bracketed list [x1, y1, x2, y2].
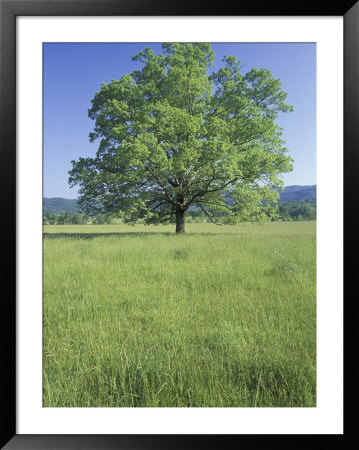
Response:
[43, 43, 316, 198]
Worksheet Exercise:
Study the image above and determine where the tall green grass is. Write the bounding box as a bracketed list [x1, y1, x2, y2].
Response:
[43, 221, 316, 407]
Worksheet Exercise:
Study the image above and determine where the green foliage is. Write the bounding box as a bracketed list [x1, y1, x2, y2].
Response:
[43, 213, 58, 225]
[69, 43, 293, 231]
[93, 214, 114, 225]
[81, 214, 90, 224]
[278, 199, 316, 221]
[71, 213, 83, 225]
[43, 211, 112, 225]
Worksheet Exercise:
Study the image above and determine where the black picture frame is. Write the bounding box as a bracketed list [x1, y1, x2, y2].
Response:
[1, 1, 356, 448]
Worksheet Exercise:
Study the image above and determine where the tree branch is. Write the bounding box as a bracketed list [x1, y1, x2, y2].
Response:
[199, 205, 222, 226]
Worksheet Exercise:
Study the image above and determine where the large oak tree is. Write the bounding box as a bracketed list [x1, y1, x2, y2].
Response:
[69, 43, 293, 233]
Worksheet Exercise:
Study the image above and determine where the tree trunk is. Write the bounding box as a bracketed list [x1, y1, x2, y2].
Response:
[175, 208, 186, 234]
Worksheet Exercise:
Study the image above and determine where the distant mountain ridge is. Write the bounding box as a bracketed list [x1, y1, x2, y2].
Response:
[43, 197, 79, 215]
[278, 185, 316, 202]
[43, 185, 317, 214]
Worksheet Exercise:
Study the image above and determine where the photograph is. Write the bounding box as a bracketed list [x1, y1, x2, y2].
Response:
[1, 0, 355, 445]
[42, 41, 317, 408]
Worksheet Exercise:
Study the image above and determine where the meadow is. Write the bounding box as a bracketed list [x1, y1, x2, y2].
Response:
[43, 221, 316, 407]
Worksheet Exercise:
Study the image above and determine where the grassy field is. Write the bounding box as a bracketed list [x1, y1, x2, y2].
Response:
[43, 221, 316, 407]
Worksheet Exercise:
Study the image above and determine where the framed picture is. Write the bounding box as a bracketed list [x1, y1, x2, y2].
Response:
[1, 0, 356, 448]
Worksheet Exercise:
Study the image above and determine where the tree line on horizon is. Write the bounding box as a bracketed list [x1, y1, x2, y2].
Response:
[43, 211, 114, 225]
[43, 198, 316, 225]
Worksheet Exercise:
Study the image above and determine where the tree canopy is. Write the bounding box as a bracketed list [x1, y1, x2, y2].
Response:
[69, 43, 293, 233]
